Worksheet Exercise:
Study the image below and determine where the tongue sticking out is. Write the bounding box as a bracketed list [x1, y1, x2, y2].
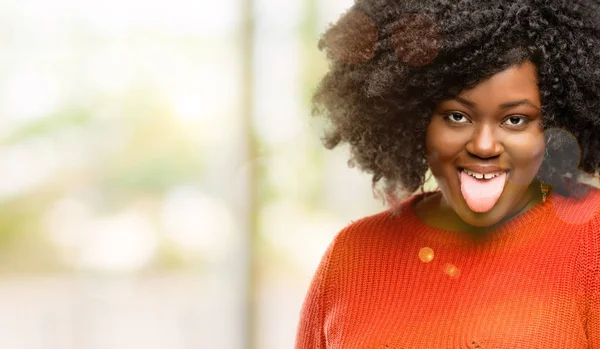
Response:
[459, 170, 507, 212]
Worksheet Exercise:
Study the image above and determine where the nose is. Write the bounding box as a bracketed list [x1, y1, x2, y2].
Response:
[465, 123, 503, 159]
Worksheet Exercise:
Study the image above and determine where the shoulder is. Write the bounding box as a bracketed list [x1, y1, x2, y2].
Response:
[327, 196, 418, 257]
[330, 209, 393, 248]
[551, 184, 600, 225]
[559, 185, 600, 270]
[335, 194, 418, 240]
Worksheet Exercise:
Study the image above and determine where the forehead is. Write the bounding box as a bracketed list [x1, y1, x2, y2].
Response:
[458, 61, 540, 105]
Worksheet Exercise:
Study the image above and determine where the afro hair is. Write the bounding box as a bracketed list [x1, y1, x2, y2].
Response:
[313, 0, 600, 204]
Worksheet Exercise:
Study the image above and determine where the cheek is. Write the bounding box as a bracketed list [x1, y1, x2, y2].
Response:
[425, 123, 463, 176]
[533, 141, 546, 164]
[525, 135, 546, 165]
[425, 127, 444, 171]
[507, 135, 545, 184]
[426, 122, 462, 153]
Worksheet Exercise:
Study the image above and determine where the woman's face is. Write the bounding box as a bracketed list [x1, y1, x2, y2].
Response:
[426, 61, 546, 228]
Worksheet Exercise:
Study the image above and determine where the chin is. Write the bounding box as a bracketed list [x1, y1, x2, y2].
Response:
[461, 214, 503, 228]
[456, 206, 503, 228]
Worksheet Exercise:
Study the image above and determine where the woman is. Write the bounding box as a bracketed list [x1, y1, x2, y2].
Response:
[296, 0, 600, 347]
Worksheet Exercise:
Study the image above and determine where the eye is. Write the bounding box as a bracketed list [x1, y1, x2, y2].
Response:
[443, 112, 470, 124]
[503, 116, 530, 127]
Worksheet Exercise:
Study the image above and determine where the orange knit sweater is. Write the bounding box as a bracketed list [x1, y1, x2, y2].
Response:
[295, 187, 600, 348]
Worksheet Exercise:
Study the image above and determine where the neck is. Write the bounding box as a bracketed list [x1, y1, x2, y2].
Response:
[502, 178, 539, 213]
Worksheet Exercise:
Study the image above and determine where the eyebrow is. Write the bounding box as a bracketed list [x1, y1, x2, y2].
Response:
[455, 96, 540, 110]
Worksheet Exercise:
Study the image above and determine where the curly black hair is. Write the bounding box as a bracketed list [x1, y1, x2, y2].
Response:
[313, 0, 600, 204]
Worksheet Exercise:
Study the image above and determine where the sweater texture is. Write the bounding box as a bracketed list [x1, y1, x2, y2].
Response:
[295, 186, 600, 348]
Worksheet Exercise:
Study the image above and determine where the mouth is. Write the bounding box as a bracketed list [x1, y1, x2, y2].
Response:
[456, 168, 510, 212]
[457, 167, 510, 179]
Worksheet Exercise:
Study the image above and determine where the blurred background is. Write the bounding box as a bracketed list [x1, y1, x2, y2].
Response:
[0, 0, 395, 348]
[5, 1, 600, 349]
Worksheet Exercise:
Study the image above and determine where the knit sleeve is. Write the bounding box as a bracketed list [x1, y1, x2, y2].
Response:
[294, 234, 338, 349]
[585, 204, 600, 347]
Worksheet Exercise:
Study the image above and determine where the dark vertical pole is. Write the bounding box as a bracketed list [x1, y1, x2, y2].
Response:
[240, 0, 258, 348]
